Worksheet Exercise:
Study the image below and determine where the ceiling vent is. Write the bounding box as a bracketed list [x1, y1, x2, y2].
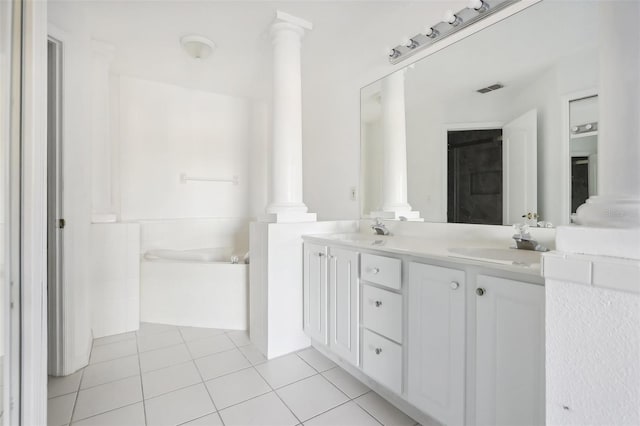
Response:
[477, 83, 504, 94]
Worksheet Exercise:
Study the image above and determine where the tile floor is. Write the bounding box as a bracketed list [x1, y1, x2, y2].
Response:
[48, 323, 419, 426]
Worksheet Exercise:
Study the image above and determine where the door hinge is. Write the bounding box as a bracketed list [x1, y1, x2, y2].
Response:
[58, 218, 66, 229]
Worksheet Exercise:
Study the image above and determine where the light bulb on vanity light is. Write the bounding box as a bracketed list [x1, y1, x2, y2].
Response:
[425, 27, 439, 39]
[468, 0, 489, 12]
[387, 47, 401, 59]
[443, 10, 462, 26]
[401, 37, 419, 49]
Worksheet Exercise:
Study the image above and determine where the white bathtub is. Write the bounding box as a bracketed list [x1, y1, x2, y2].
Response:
[140, 247, 248, 330]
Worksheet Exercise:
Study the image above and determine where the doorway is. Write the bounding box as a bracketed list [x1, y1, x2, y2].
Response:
[447, 129, 503, 224]
[47, 37, 64, 375]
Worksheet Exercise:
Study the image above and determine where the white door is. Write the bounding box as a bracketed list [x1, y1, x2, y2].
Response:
[328, 248, 359, 366]
[475, 275, 545, 426]
[303, 243, 328, 344]
[503, 109, 537, 224]
[407, 263, 466, 426]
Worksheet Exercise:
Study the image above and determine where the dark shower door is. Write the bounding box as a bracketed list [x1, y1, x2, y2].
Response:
[447, 129, 503, 225]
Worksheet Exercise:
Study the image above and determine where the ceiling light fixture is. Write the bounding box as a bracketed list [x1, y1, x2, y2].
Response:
[387, 0, 520, 65]
[180, 35, 216, 60]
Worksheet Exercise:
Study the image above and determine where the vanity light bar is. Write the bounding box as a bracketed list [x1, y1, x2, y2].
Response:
[388, 0, 521, 65]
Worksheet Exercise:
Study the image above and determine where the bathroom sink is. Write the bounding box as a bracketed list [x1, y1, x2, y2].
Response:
[333, 233, 387, 243]
[447, 247, 542, 266]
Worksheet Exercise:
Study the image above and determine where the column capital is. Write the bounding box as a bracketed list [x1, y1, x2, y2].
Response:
[270, 11, 312, 41]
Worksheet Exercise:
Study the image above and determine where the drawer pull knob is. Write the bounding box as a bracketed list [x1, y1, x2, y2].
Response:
[375, 300, 383, 307]
[476, 287, 486, 296]
[375, 348, 383, 355]
[450, 281, 459, 290]
[317, 252, 325, 257]
[371, 267, 380, 274]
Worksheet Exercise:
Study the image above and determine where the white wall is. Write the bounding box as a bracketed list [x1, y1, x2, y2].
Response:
[117, 76, 255, 221]
[139, 217, 249, 253]
[543, 244, 640, 426]
[90, 223, 140, 338]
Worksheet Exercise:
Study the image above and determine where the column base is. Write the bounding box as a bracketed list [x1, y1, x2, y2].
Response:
[370, 210, 423, 221]
[573, 195, 640, 228]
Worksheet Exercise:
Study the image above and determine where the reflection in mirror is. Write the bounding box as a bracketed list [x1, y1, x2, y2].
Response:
[569, 94, 598, 219]
[361, 1, 602, 226]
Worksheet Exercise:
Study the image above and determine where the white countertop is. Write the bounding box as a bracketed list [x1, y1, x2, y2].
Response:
[303, 232, 544, 277]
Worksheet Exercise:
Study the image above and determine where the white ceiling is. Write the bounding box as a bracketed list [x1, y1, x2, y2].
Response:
[49, 0, 469, 99]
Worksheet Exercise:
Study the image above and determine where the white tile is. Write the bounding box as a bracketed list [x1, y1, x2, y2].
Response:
[227, 330, 251, 347]
[81, 355, 140, 389]
[179, 326, 226, 342]
[93, 331, 136, 347]
[322, 367, 370, 399]
[355, 392, 416, 426]
[239, 344, 267, 365]
[73, 376, 143, 421]
[72, 402, 145, 425]
[219, 392, 298, 426]
[48, 393, 76, 426]
[137, 329, 184, 352]
[182, 412, 224, 425]
[138, 322, 177, 336]
[194, 348, 251, 381]
[277, 375, 349, 422]
[90, 339, 138, 364]
[304, 401, 381, 426]
[297, 348, 337, 372]
[49, 371, 83, 398]
[139, 343, 192, 373]
[142, 361, 202, 399]
[186, 334, 235, 359]
[255, 354, 316, 389]
[145, 383, 216, 426]
[205, 368, 271, 409]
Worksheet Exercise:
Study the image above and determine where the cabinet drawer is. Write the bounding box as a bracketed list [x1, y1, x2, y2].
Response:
[362, 284, 402, 343]
[362, 329, 402, 394]
[361, 253, 401, 289]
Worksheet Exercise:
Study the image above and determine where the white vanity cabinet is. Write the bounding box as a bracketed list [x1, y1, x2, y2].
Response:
[302, 236, 545, 426]
[303, 242, 328, 344]
[474, 275, 545, 426]
[304, 243, 361, 366]
[328, 247, 360, 366]
[407, 263, 466, 426]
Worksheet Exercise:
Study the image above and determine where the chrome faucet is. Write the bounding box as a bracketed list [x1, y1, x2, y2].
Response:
[371, 218, 390, 236]
[512, 224, 548, 252]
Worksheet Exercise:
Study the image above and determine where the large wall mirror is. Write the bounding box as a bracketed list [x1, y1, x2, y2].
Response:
[360, 1, 602, 226]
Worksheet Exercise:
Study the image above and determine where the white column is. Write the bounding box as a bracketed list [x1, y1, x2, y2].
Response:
[372, 71, 421, 220]
[264, 12, 316, 223]
[574, 1, 640, 227]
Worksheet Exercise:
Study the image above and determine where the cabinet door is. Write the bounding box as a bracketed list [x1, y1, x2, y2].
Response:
[328, 248, 359, 366]
[408, 263, 466, 426]
[303, 243, 328, 344]
[475, 275, 545, 426]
